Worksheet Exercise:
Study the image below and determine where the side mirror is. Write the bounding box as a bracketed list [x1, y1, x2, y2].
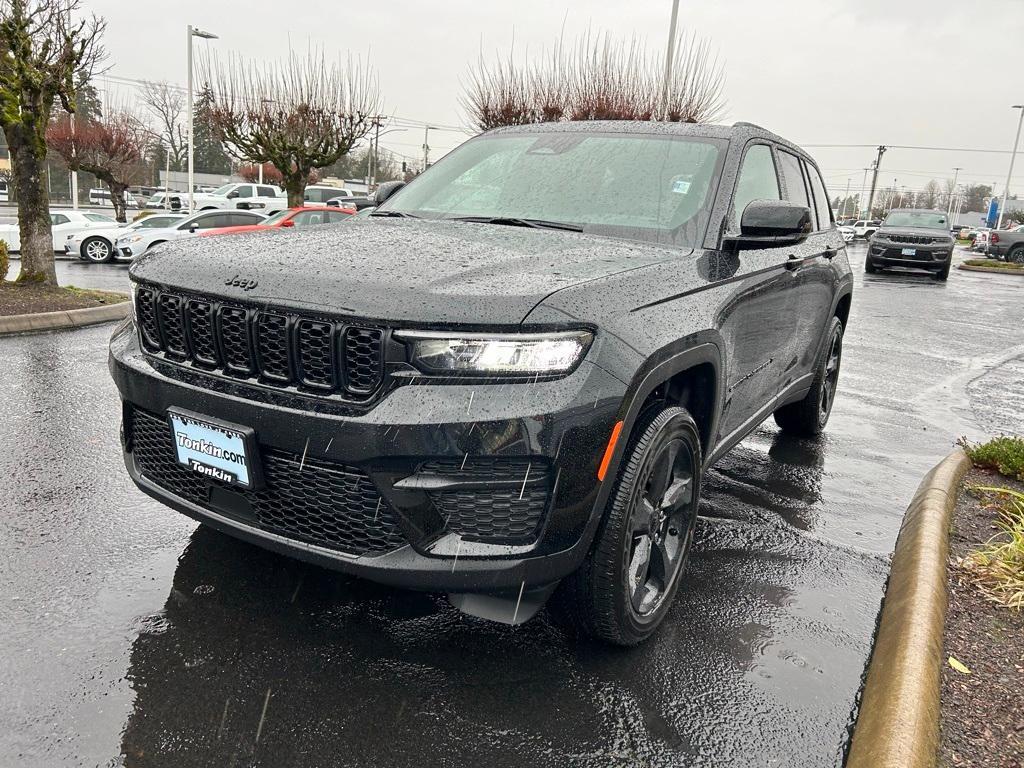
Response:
[189, 222, 200, 233]
[280, 219, 295, 228]
[723, 200, 812, 250]
[373, 181, 405, 206]
[227, 190, 239, 199]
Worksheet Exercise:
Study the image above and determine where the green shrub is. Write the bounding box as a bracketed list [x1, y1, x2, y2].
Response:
[0, 239, 8, 282]
[961, 486, 1024, 609]
[959, 436, 1024, 481]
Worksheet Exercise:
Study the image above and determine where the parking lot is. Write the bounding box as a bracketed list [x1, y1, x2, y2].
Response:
[1, 243, 1022, 767]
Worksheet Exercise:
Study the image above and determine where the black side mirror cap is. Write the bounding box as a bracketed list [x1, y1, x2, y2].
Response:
[723, 200, 813, 250]
[373, 181, 405, 206]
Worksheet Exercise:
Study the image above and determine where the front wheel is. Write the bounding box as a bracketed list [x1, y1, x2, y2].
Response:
[556, 406, 702, 646]
[933, 264, 950, 281]
[82, 236, 113, 263]
[774, 316, 844, 436]
[865, 257, 877, 274]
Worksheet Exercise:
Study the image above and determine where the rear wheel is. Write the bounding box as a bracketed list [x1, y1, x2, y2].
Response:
[82, 236, 113, 263]
[1009, 246, 1024, 265]
[556, 406, 702, 646]
[774, 316, 844, 436]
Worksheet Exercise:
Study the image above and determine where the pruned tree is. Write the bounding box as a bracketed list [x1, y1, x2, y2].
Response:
[139, 80, 186, 171]
[462, 30, 726, 132]
[47, 111, 150, 222]
[202, 50, 380, 206]
[0, 0, 105, 285]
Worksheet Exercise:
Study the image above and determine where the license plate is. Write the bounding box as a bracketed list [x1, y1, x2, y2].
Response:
[167, 408, 258, 489]
[901, 248, 917, 256]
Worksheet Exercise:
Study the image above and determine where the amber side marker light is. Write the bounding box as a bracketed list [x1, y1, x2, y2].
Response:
[597, 420, 624, 481]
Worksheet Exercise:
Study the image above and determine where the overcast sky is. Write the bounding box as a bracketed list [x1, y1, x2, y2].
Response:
[90, 0, 1024, 201]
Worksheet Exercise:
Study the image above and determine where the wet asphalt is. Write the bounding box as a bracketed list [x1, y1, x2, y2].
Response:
[1, 244, 1021, 767]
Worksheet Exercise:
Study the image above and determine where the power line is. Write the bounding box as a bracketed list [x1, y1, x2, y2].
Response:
[803, 142, 1017, 155]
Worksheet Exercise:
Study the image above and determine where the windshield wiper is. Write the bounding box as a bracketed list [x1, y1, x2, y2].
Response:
[369, 210, 418, 218]
[449, 216, 584, 232]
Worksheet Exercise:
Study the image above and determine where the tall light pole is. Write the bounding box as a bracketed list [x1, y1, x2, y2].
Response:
[661, 0, 681, 118]
[947, 166, 962, 224]
[996, 105, 1024, 230]
[187, 25, 218, 213]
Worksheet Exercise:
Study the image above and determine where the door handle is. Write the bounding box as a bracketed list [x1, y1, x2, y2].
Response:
[785, 254, 805, 270]
[823, 246, 837, 260]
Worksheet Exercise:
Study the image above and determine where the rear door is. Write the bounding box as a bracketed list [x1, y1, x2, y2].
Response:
[714, 142, 800, 440]
[776, 150, 839, 387]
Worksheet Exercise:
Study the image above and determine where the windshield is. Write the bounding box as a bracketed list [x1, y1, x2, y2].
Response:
[211, 183, 235, 196]
[883, 211, 947, 229]
[380, 131, 726, 247]
[261, 210, 293, 226]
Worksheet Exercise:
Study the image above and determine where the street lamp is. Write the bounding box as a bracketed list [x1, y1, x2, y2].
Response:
[996, 104, 1024, 230]
[187, 25, 218, 213]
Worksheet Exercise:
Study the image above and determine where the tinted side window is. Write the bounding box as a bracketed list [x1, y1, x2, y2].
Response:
[804, 162, 833, 231]
[194, 214, 228, 229]
[732, 144, 780, 226]
[325, 211, 349, 224]
[257, 186, 277, 198]
[227, 213, 260, 226]
[778, 151, 810, 210]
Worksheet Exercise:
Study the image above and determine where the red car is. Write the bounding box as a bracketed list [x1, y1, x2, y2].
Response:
[199, 206, 353, 237]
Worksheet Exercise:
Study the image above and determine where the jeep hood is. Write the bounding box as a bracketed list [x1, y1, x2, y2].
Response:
[129, 218, 679, 325]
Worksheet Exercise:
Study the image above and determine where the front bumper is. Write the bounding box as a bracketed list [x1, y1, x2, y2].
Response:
[109, 320, 627, 594]
[867, 241, 952, 270]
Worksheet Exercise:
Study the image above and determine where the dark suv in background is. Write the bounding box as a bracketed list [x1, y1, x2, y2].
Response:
[865, 209, 955, 280]
[110, 121, 853, 645]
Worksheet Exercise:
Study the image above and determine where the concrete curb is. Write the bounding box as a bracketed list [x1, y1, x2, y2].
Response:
[957, 264, 1024, 276]
[846, 448, 972, 768]
[0, 300, 129, 336]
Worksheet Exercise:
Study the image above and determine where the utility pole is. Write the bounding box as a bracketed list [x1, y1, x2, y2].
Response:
[866, 145, 887, 220]
[422, 125, 435, 171]
[996, 105, 1023, 230]
[368, 116, 385, 190]
[661, 0, 681, 118]
[947, 166, 962, 223]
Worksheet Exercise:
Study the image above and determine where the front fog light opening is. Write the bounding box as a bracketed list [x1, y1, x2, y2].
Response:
[396, 330, 593, 376]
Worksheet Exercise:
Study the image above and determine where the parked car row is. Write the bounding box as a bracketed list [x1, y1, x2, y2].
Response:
[0, 210, 119, 253]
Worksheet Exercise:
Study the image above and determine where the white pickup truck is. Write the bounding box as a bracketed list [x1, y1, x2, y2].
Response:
[191, 182, 286, 214]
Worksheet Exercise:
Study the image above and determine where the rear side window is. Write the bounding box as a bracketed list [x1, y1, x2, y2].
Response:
[777, 151, 810, 210]
[258, 186, 278, 198]
[229, 213, 262, 225]
[732, 144, 780, 227]
[804, 162, 833, 231]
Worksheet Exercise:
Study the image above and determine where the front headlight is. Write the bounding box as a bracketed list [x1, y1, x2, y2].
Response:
[396, 330, 593, 376]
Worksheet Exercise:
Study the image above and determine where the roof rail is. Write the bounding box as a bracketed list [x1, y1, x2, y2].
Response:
[732, 121, 767, 130]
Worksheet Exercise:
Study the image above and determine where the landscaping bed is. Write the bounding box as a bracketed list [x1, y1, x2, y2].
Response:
[940, 439, 1024, 768]
[0, 282, 128, 317]
[959, 259, 1024, 275]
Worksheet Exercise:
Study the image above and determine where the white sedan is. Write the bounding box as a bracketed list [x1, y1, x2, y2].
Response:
[65, 213, 187, 263]
[115, 209, 266, 259]
[0, 210, 119, 253]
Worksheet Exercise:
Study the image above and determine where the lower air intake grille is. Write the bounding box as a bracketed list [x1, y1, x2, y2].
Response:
[422, 458, 550, 544]
[128, 407, 406, 557]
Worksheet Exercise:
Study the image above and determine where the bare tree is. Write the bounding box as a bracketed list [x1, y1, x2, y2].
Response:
[48, 112, 150, 222]
[462, 30, 726, 132]
[0, 0, 105, 285]
[202, 50, 380, 206]
[921, 179, 940, 209]
[139, 80, 186, 170]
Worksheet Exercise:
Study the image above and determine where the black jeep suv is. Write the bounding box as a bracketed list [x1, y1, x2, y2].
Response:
[110, 121, 852, 645]
[865, 208, 955, 280]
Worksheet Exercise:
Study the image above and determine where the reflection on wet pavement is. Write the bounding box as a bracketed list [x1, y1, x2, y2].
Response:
[1, 245, 1021, 766]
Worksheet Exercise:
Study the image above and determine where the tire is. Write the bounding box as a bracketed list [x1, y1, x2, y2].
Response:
[1009, 246, 1024, 265]
[81, 236, 113, 263]
[773, 316, 844, 437]
[555, 406, 702, 646]
[933, 264, 950, 281]
[865, 257, 877, 274]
